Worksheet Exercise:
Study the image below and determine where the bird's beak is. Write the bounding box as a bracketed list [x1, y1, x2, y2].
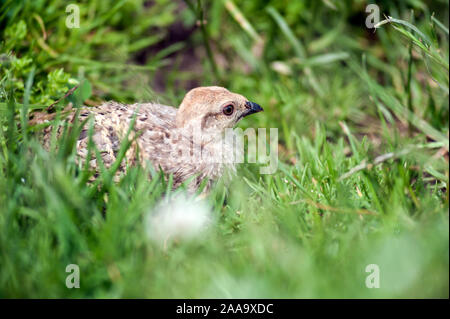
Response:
[244, 101, 263, 117]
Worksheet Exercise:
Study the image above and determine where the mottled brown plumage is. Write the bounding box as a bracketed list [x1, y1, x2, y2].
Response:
[37, 86, 263, 192]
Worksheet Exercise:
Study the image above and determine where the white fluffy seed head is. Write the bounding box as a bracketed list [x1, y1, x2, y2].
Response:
[145, 192, 213, 247]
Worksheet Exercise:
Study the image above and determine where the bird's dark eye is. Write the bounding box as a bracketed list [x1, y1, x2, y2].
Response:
[223, 104, 234, 116]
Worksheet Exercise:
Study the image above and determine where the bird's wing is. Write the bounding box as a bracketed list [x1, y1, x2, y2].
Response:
[35, 101, 179, 175]
[133, 102, 177, 129]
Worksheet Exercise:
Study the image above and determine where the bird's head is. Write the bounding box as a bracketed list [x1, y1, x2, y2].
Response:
[175, 86, 263, 133]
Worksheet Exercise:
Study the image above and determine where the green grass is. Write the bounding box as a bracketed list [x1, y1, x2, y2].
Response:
[0, 0, 448, 298]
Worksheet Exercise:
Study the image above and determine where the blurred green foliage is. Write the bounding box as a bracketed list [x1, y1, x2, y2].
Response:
[1, 0, 177, 104]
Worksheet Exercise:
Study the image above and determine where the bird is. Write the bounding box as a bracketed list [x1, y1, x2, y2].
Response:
[36, 86, 263, 192]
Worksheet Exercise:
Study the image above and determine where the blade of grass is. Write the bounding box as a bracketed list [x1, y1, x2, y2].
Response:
[20, 67, 35, 144]
[266, 6, 323, 97]
[350, 60, 449, 150]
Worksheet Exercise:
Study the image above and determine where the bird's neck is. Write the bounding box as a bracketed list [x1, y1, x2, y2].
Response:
[178, 124, 224, 145]
[176, 125, 237, 166]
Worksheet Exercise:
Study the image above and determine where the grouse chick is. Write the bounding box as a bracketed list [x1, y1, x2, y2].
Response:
[39, 86, 263, 191]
